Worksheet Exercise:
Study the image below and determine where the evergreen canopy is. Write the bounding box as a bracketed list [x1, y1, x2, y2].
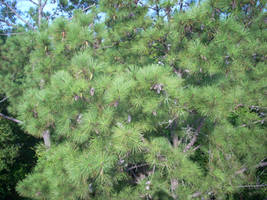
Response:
[0, 0, 266, 199]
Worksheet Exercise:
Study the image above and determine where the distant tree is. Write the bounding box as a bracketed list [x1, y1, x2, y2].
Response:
[0, 0, 18, 32]
[0, 94, 38, 200]
[0, 6, 38, 197]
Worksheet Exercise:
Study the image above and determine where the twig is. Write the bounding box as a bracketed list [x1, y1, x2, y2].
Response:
[43, 0, 48, 8]
[28, 0, 38, 6]
[183, 118, 205, 152]
[0, 19, 18, 28]
[192, 144, 201, 151]
[0, 32, 26, 35]
[236, 184, 267, 188]
[0, 0, 35, 30]
[126, 163, 149, 171]
[0, 113, 23, 124]
[69, 4, 96, 20]
[256, 162, 267, 168]
[191, 191, 202, 198]
[236, 161, 267, 175]
[0, 96, 8, 103]
[83, 4, 95, 12]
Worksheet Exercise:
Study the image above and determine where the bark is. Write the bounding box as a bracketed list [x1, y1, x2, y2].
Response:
[170, 179, 178, 199]
[42, 129, 51, 148]
[183, 118, 205, 152]
[170, 120, 179, 148]
[172, 133, 179, 148]
[191, 192, 202, 198]
[256, 162, 267, 168]
[38, 0, 42, 27]
[36, 0, 48, 27]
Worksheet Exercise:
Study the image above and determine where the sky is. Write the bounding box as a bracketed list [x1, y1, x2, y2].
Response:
[17, 0, 55, 13]
[16, 0, 56, 25]
[15, 0, 106, 26]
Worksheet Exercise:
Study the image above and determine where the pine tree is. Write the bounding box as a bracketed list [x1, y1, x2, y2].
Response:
[0, 0, 266, 199]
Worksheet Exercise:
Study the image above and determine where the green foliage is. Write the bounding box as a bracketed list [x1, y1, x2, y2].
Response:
[0, 0, 266, 199]
[0, 110, 38, 199]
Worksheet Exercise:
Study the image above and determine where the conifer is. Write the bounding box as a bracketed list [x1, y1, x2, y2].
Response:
[0, 0, 266, 199]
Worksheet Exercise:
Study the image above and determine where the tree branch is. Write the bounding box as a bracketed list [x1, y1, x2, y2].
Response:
[69, 4, 96, 20]
[256, 161, 267, 168]
[0, 19, 18, 28]
[236, 184, 267, 188]
[82, 3, 95, 12]
[0, 113, 23, 124]
[1, 0, 35, 30]
[42, 0, 48, 8]
[0, 32, 26, 35]
[236, 161, 267, 175]
[191, 191, 202, 198]
[0, 96, 8, 103]
[0, 111, 52, 149]
[184, 118, 205, 152]
[28, 0, 38, 6]
[126, 163, 149, 171]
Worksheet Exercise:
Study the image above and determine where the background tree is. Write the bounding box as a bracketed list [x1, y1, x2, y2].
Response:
[0, 93, 38, 199]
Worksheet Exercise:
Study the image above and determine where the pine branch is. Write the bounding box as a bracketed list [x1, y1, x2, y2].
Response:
[28, 0, 38, 6]
[183, 118, 205, 152]
[82, 4, 95, 12]
[1, 111, 51, 148]
[0, 32, 26, 35]
[0, 113, 23, 124]
[69, 4, 96, 20]
[0, 18, 18, 28]
[256, 162, 267, 168]
[0, 0, 35, 30]
[236, 184, 267, 188]
[43, 0, 48, 8]
[191, 191, 202, 198]
[126, 163, 149, 171]
[235, 161, 267, 175]
[0, 96, 8, 103]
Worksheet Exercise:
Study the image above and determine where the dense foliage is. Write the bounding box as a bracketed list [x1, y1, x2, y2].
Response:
[0, 94, 38, 199]
[0, 0, 266, 199]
